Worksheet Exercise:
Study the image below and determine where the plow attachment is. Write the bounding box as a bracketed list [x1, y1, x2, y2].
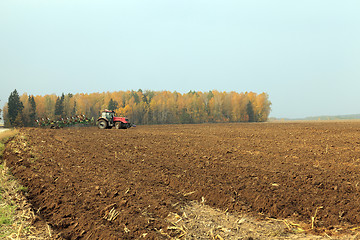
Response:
[36, 115, 94, 129]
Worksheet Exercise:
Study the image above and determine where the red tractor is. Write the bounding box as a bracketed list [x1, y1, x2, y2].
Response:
[97, 110, 133, 129]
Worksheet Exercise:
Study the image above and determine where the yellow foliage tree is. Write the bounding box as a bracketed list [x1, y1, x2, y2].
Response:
[3, 90, 271, 126]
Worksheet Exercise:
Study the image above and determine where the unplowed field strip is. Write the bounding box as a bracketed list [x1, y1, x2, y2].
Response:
[4, 122, 360, 239]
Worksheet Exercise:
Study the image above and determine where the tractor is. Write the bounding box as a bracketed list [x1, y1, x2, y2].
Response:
[97, 110, 133, 129]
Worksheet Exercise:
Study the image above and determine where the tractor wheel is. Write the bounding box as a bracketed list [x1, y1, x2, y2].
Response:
[97, 120, 108, 129]
[115, 122, 121, 129]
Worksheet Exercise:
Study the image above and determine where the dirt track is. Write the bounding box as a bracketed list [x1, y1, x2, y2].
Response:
[4, 122, 360, 239]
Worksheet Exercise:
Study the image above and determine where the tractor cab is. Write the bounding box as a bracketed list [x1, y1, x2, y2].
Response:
[101, 110, 115, 123]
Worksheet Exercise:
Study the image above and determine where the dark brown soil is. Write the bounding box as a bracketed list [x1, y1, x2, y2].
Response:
[4, 122, 360, 239]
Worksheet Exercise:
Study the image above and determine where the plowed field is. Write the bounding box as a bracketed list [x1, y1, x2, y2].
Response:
[4, 122, 360, 239]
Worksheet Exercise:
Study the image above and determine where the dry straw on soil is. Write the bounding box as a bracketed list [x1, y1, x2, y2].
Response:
[165, 201, 335, 240]
[0, 130, 61, 239]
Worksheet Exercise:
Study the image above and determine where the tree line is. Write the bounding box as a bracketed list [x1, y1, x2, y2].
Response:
[3, 89, 271, 127]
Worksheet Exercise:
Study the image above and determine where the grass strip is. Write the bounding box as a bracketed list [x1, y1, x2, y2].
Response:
[0, 129, 20, 238]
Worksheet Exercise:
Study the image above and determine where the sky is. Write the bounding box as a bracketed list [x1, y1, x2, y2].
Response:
[1, 0, 359, 119]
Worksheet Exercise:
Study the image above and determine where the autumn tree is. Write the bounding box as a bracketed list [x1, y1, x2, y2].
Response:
[45, 95, 56, 119]
[254, 93, 271, 122]
[4, 90, 271, 125]
[63, 93, 75, 116]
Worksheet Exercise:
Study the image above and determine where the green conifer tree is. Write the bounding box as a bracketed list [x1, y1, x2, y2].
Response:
[28, 95, 37, 126]
[108, 98, 118, 111]
[246, 101, 255, 122]
[55, 93, 65, 117]
[7, 89, 24, 126]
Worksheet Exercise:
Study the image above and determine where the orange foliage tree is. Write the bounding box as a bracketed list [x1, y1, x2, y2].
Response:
[3, 90, 271, 126]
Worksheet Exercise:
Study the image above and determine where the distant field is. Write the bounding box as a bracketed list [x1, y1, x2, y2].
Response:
[4, 122, 360, 239]
[304, 114, 360, 120]
[273, 113, 360, 121]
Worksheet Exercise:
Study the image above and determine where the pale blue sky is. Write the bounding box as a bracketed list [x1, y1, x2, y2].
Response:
[1, 0, 359, 118]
